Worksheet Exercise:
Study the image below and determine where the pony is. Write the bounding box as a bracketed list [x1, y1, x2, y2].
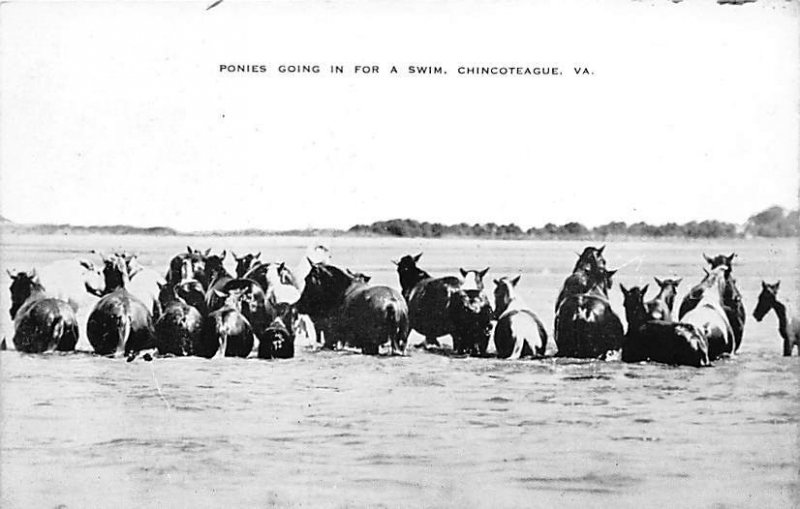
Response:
[104, 251, 164, 321]
[679, 266, 735, 360]
[680, 253, 745, 352]
[645, 277, 682, 321]
[555, 246, 608, 311]
[7, 270, 79, 353]
[200, 287, 255, 358]
[460, 267, 490, 292]
[554, 247, 623, 359]
[232, 251, 261, 278]
[621, 284, 709, 367]
[297, 262, 409, 355]
[492, 275, 548, 359]
[449, 288, 493, 356]
[394, 253, 463, 348]
[753, 281, 800, 356]
[203, 250, 234, 304]
[87, 255, 155, 356]
[258, 301, 298, 359]
[154, 283, 205, 356]
[166, 247, 210, 290]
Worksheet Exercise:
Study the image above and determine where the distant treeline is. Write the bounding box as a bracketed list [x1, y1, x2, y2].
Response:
[0, 223, 179, 236]
[1, 206, 796, 238]
[348, 206, 799, 239]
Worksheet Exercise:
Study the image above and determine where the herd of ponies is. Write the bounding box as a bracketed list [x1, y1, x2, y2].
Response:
[4, 244, 799, 366]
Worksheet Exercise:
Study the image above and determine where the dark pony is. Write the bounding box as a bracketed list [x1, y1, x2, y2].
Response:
[7, 270, 79, 353]
[298, 262, 409, 355]
[621, 284, 709, 367]
[554, 246, 623, 359]
[555, 246, 608, 311]
[394, 253, 463, 348]
[753, 281, 799, 356]
[87, 255, 155, 356]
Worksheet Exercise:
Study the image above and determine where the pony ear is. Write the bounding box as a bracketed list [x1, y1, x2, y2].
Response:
[204, 248, 211, 256]
[493, 279, 501, 286]
[479, 267, 490, 278]
[654, 277, 663, 286]
[220, 250, 226, 260]
[606, 269, 617, 277]
[728, 252, 737, 262]
[306, 257, 318, 267]
[511, 275, 521, 286]
[413, 253, 422, 262]
[255, 252, 261, 259]
[187, 246, 193, 254]
[391, 259, 399, 266]
[620, 283, 628, 295]
[775, 280, 781, 289]
[79, 259, 95, 271]
[597, 245, 605, 255]
[459, 268, 468, 277]
[703, 253, 713, 264]
[231, 250, 239, 259]
[761, 280, 768, 289]
[674, 278, 682, 286]
[6, 269, 15, 278]
[641, 284, 649, 296]
[363, 275, 372, 283]
[278, 262, 286, 271]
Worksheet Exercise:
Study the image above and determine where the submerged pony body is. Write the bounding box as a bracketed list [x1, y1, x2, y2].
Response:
[8, 270, 79, 353]
[298, 262, 409, 355]
[87, 255, 155, 356]
[492, 276, 548, 359]
[394, 253, 463, 348]
[621, 284, 709, 367]
[554, 247, 622, 359]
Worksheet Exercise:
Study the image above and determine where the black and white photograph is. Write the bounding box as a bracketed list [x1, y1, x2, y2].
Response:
[0, 0, 798, 507]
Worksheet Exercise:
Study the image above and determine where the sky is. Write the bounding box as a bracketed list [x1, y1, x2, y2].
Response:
[0, 0, 797, 232]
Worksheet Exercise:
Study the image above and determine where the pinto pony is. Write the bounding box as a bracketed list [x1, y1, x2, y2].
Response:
[679, 266, 735, 360]
[554, 246, 623, 359]
[492, 276, 548, 359]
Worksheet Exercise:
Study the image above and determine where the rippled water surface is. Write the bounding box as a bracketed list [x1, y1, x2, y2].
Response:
[1, 235, 798, 508]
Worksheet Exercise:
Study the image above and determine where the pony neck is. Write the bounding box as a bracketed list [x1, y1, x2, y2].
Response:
[496, 294, 525, 320]
[655, 286, 676, 309]
[625, 303, 648, 330]
[208, 264, 230, 284]
[399, 267, 430, 294]
[772, 300, 789, 341]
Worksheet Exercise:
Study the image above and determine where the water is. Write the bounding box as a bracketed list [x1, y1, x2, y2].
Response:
[1, 235, 798, 507]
